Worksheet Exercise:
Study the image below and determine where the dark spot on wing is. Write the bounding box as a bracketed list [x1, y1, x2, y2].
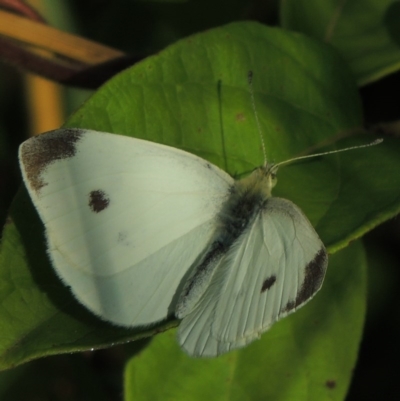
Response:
[117, 231, 127, 243]
[117, 231, 132, 246]
[282, 248, 327, 313]
[325, 380, 336, 389]
[19, 128, 84, 194]
[261, 275, 276, 293]
[284, 300, 295, 313]
[89, 190, 110, 213]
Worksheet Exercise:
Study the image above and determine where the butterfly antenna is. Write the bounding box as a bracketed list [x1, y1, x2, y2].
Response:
[218, 79, 229, 172]
[248, 71, 267, 165]
[273, 138, 383, 170]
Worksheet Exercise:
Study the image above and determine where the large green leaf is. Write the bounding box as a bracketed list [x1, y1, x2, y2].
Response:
[0, 21, 398, 377]
[125, 242, 367, 401]
[281, 0, 400, 86]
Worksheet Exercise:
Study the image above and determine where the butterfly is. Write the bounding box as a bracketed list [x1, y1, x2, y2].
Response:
[19, 127, 380, 357]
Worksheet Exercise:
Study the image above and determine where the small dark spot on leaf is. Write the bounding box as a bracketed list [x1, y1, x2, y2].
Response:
[88, 190, 110, 213]
[325, 380, 336, 389]
[261, 275, 276, 293]
[236, 113, 245, 122]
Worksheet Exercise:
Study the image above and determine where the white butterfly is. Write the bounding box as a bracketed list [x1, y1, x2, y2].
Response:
[19, 128, 378, 357]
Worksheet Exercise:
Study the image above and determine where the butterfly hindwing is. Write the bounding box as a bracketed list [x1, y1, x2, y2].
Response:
[213, 197, 327, 342]
[177, 197, 327, 357]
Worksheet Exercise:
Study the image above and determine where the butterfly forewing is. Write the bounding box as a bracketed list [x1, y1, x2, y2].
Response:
[19, 128, 233, 326]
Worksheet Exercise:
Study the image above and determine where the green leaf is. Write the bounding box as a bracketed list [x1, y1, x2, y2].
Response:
[125, 242, 367, 401]
[1, 21, 399, 374]
[280, 0, 400, 86]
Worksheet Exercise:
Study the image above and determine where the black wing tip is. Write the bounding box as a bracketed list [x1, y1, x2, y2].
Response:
[19, 128, 86, 194]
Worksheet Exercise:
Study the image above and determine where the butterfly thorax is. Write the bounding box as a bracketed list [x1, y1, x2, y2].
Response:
[217, 164, 277, 246]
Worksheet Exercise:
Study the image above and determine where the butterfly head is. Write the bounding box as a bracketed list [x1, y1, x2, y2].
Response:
[242, 163, 278, 198]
